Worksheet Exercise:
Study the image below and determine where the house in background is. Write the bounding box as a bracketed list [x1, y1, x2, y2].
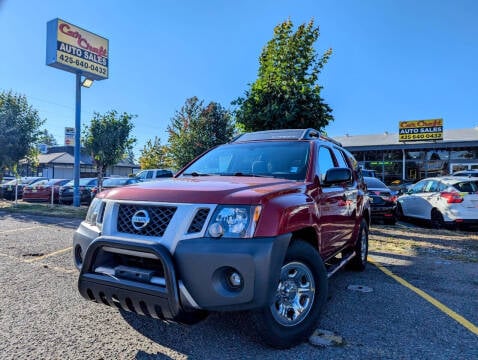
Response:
[19, 146, 139, 178]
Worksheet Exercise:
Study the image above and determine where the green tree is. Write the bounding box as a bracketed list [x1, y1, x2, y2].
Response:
[37, 129, 58, 146]
[233, 19, 333, 132]
[82, 110, 136, 186]
[167, 97, 235, 169]
[139, 136, 172, 170]
[0, 90, 44, 175]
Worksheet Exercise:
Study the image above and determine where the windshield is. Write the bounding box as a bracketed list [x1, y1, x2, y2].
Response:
[180, 141, 310, 181]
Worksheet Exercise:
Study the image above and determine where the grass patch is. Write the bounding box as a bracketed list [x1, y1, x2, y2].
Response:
[0, 201, 87, 219]
[370, 225, 478, 263]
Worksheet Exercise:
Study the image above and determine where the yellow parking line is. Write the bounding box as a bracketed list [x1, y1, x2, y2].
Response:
[0, 226, 44, 234]
[24, 247, 72, 263]
[370, 256, 478, 336]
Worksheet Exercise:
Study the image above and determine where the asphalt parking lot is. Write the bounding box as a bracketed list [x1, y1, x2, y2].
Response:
[0, 212, 476, 360]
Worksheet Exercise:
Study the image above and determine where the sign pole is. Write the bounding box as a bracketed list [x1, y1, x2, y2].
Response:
[73, 73, 81, 207]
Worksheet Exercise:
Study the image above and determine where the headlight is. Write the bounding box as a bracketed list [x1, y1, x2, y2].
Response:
[85, 197, 104, 227]
[207, 205, 261, 238]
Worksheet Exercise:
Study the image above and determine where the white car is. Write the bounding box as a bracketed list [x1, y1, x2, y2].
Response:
[134, 169, 173, 182]
[397, 176, 478, 228]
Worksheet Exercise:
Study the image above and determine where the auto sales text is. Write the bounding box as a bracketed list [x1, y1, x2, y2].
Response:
[58, 42, 108, 67]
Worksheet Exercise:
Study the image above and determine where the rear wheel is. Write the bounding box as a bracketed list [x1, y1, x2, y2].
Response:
[347, 219, 369, 271]
[252, 240, 328, 349]
[431, 209, 445, 229]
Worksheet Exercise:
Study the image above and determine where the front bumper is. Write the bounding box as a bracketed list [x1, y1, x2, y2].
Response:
[77, 234, 290, 321]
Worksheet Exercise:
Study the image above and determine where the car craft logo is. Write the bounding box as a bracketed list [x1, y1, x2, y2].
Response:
[131, 210, 150, 230]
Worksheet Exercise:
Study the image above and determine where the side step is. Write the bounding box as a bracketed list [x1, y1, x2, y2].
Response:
[326, 251, 356, 278]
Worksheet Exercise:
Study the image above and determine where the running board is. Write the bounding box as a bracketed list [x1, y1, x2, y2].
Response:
[327, 251, 356, 278]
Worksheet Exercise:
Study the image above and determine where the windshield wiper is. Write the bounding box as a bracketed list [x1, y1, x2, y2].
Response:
[232, 172, 269, 177]
[183, 172, 211, 177]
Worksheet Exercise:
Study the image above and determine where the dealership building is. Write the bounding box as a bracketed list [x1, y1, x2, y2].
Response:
[334, 123, 478, 184]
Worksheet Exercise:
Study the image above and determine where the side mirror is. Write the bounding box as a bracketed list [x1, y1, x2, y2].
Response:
[323, 167, 352, 186]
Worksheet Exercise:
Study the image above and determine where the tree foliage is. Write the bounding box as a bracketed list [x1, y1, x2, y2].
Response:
[0, 90, 44, 174]
[37, 129, 58, 146]
[234, 19, 333, 132]
[139, 136, 172, 170]
[82, 110, 136, 185]
[167, 97, 235, 169]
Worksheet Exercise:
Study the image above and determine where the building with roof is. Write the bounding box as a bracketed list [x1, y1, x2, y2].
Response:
[19, 146, 139, 179]
[334, 127, 478, 184]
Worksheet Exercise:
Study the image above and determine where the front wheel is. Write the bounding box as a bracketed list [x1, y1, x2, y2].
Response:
[252, 240, 328, 349]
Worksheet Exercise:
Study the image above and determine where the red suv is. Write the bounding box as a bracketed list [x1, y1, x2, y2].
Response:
[73, 128, 370, 348]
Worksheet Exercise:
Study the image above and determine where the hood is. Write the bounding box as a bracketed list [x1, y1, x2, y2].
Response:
[98, 176, 305, 205]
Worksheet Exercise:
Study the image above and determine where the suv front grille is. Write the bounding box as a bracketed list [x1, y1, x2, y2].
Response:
[187, 208, 210, 233]
[117, 204, 176, 237]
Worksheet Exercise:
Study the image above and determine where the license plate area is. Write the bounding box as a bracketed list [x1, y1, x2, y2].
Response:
[114, 265, 155, 283]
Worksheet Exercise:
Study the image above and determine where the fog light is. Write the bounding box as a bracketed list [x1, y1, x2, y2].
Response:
[228, 271, 243, 288]
[208, 222, 224, 238]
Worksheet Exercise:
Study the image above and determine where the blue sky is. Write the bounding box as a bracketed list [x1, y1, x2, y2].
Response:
[1, 0, 477, 157]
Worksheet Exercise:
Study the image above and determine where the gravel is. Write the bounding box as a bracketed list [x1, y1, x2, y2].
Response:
[0, 213, 477, 359]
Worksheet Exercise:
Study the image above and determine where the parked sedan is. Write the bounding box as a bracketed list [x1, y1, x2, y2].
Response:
[59, 178, 100, 205]
[364, 176, 397, 224]
[91, 177, 139, 198]
[397, 176, 478, 228]
[1, 177, 49, 200]
[23, 179, 70, 203]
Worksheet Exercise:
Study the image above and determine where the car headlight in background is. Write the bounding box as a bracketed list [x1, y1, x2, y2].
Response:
[207, 205, 261, 238]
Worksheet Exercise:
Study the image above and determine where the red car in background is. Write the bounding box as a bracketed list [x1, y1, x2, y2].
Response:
[23, 179, 70, 203]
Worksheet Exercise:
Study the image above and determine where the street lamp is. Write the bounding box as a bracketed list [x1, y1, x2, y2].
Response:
[81, 78, 94, 88]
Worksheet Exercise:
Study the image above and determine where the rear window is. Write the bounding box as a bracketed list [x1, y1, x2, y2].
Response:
[452, 181, 478, 193]
[364, 177, 387, 189]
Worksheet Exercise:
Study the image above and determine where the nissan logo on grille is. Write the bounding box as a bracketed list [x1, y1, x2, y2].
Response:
[131, 210, 150, 230]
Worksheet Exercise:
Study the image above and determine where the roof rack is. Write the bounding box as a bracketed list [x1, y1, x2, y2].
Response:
[233, 128, 342, 146]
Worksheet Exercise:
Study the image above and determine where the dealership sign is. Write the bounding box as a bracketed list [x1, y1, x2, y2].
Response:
[65, 127, 75, 146]
[398, 119, 443, 142]
[46, 18, 108, 80]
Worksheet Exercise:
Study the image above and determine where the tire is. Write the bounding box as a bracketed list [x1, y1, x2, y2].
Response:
[348, 219, 369, 271]
[395, 203, 405, 220]
[252, 240, 328, 349]
[431, 209, 445, 229]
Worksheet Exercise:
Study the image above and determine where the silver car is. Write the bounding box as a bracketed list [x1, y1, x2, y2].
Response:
[397, 176, 478, 228]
